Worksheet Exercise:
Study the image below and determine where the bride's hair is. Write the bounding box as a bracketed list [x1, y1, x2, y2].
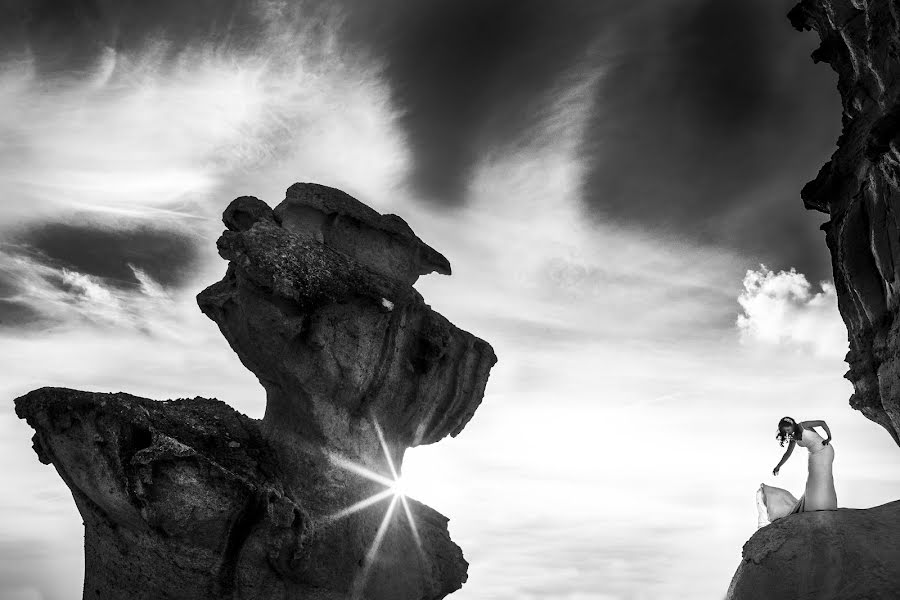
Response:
[776, 416, 796, 447]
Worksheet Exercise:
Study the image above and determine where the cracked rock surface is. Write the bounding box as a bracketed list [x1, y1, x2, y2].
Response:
[15, 183, 496, 599]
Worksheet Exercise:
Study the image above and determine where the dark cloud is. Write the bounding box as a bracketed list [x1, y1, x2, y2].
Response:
[580, 0, 840, 280]
[0, 261, 45, 327]
[338, 0, 620, 204]
[1, 0, 263, 73]
[1, 0, 841, 280]
[0, 221, 199, 329]
[335, 0, 839, 278]
[3, 0, 612, 205]
[335, 0, 839, 277]
[0, 272, 18, 298]
[13, 222, 200, 289]
[0, 299, 45, 328]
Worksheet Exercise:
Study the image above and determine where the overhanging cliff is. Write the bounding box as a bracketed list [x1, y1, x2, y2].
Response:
[790, 0, 900, 446]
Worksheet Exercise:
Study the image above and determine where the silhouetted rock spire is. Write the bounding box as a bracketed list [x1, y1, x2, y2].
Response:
[16, 183, 496, 599]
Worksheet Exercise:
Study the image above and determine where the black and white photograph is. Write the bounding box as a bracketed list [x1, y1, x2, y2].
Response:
[2, 1, 900, 599]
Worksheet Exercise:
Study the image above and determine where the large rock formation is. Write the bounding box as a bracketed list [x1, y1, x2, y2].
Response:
[15, 183, 497, 599]
[726, 501, 900, 600]
[728, 2, 900, 598]
[789, 0, 900, 446]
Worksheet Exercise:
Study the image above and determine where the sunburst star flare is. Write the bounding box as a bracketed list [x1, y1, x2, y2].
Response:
[324, 417, 427, 595]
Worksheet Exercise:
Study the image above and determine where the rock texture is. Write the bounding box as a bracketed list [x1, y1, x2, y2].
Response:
[726, 501, 900, 600]
[728, 3, 900, 598]
[15, 183, 497, 599]
[789, 0, 900, 446]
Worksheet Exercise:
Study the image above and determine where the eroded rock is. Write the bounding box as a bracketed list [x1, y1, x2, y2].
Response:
[198, 185, 496, 465]
[15, 183, 496, 599]
[725, 501, 900, 600]
[788, 0, 900, 446]
[274, 183, 451, 287]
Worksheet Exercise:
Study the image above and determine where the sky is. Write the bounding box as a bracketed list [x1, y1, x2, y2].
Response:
[1, 0, 900, 599]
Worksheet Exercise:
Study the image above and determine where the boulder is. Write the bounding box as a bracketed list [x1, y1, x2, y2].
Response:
[726, 501, 900, 600]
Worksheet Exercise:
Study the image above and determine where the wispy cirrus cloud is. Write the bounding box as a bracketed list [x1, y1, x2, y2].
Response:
[0, 218, 201, 330]
[0, 0, 409, 332]
[0, 0, 410, 221]
[0, 251, 172, 332]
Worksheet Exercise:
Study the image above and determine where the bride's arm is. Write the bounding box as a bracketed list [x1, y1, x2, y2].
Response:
[801, 420, 832, 443]
[774, 440, 795, 474]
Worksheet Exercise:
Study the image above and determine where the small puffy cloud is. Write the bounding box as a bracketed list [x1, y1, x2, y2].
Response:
[736, 264, 848, 358]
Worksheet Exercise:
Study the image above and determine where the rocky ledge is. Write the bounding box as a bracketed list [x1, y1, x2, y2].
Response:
[15, 183, 497, 599]
[726, 501, 900, 600]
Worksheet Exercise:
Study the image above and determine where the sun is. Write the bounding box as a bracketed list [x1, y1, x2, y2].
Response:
[390, 475, 407, 498]
[324, 417, 423, 597]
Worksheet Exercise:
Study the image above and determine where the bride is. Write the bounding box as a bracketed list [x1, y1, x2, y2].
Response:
[756, 416, 837, 528]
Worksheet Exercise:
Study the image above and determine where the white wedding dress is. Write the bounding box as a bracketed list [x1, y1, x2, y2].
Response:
[756, 426, 837, 528]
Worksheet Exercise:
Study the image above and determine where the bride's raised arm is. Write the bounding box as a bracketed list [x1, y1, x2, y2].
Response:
[801, 419, 832, 444]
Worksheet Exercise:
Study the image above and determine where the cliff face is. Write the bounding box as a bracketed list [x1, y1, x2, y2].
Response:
[15, 183, 497, 599]
[728, 2, 900, 597]
[789, 0, 900, 446]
